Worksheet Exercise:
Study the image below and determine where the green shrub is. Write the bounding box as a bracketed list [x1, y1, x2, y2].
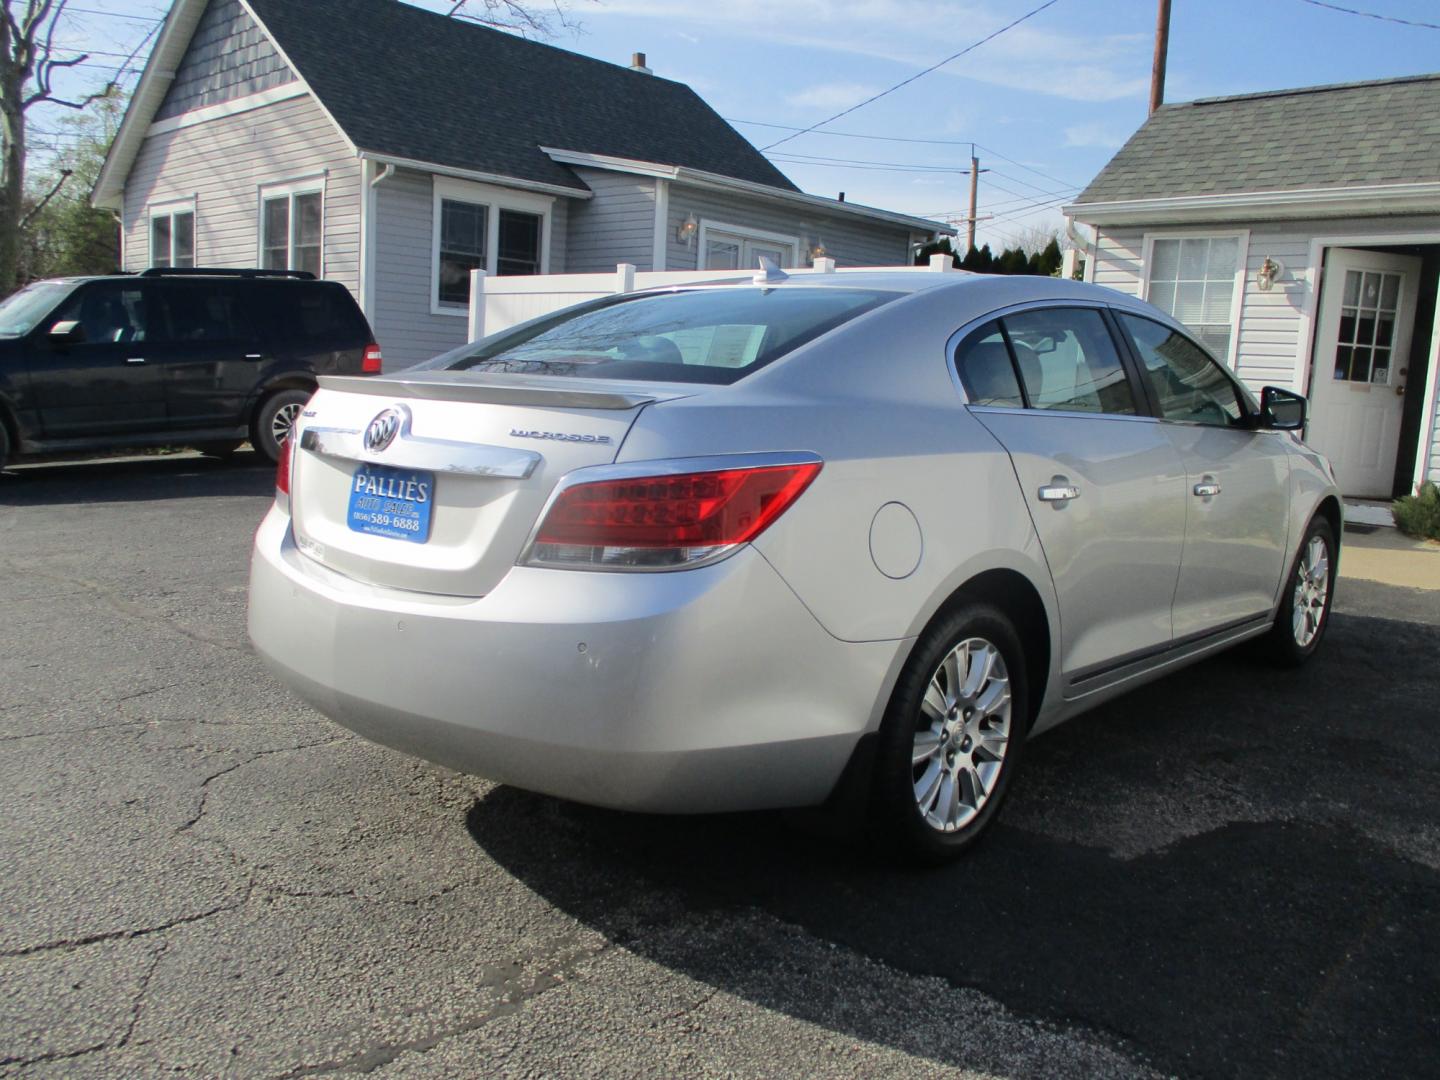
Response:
[1393, 482, 1440, 540]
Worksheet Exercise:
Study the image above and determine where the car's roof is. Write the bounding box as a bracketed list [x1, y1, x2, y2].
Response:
[656, 268, 1142, 307]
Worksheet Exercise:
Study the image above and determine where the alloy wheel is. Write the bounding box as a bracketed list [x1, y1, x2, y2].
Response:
[1292, 534, 1330, 647]
[271, 402, 303, 448]
[912, 637, 1012, 833]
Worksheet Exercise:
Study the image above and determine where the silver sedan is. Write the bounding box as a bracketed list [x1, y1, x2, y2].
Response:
[248, 270, 1340, 861]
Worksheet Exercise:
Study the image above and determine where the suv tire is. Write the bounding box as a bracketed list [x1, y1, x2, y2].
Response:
[870, 601, 1028, 864]
[252, 388, 311, 464]
[0, 420, 9, 472]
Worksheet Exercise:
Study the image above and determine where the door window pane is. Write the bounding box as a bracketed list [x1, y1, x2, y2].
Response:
[497, 209, 541, 276]
[704, 237, 740, 270]
[262, 198, 289, 271]
[54, 285, 148, 344]
[1120, 313, 1245, 427]
[439, 199, 486, 305]
[158, 284, 248, 343]
[172, 212, 195, 268]
[1333, 268, 1402, 383]
[293, 192, 322, 278]
[1002, 307, 1136, 415]
[954, 321, 1023, 408]
[1146, 236, 1240, 362]
[151, 215, 172, 268]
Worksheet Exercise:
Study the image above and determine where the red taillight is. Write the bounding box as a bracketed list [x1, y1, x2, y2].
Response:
[361, 343, 383, 374]
[275, 436, 292, 510]
[527, 460, 821, 570]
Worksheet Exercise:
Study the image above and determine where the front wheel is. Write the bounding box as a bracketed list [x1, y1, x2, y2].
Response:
[1261, 517, 1337, 667]
[0, 421, 10, 472]
[869, 602, 1028, 863]
[251, 389, 311, 465]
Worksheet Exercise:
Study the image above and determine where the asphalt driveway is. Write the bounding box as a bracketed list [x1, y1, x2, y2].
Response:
[1, 453, 1437, 1078]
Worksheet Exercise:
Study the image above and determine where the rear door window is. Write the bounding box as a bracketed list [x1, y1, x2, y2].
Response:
[154, 283, 255, 344]
[424, 287, 899, 385]
[1003, 307, 1137, 416]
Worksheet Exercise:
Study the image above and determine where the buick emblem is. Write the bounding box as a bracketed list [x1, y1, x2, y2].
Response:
[364, 407, 405, 453]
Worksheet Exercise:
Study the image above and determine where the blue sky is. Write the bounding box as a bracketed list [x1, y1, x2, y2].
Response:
[37, 0, 1440, 251]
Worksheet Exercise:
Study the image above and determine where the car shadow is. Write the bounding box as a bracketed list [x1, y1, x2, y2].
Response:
[0, 450, 274, 506]
[466, 611, 1440, 1079]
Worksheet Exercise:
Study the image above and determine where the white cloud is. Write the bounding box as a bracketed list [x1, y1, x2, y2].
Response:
[786, 81, 881, 110]
[1063, 122, 1128, 149]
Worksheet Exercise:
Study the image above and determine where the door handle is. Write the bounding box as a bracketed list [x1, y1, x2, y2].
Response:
[1193, 479, 1222, 498]
[1038, 479, 1080, 503]
[125, 356, 146, 364]
[244, 354, 263, 360]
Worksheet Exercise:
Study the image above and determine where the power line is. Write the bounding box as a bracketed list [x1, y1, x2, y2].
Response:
[759, 0, 1064, 151]
[64, 6, 164, 22]
[1295, 0, 1440, 30]
[974, 144, 1081, 191]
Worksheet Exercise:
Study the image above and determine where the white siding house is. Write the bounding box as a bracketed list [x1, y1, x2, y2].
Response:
[95, 0, 950, 370]
[1067, 76, 1440, 499]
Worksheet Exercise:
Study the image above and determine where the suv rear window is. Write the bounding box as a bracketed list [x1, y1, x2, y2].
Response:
[423, 287, 898, 384]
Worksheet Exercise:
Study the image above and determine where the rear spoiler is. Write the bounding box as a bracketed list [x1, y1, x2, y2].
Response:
[318, 373, 661, 411]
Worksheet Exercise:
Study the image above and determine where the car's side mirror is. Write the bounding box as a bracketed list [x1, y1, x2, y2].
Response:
[1260, 385, 1306, 431]
[47, 319, 85, 345]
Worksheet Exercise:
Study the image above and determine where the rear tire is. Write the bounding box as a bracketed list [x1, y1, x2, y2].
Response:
[1261, 517, 1336, 667]
[869, 601, 1028, 864]
[252, 389, 311, 465]
[0, 421, 10, 472]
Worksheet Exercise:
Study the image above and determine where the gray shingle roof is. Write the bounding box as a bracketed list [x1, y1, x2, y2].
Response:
[1074, 74, 1440, 204]
[245, 0, 798, 194]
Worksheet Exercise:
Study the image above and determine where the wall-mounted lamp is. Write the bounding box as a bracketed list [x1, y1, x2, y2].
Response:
[1256, 255, 1284, 292]
[677, 212, 698, 245]
[809, 238, 828, 263]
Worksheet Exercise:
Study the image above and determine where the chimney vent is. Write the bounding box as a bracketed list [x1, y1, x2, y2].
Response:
[838, 192, 846, 202]
[630, 52, 652, 74]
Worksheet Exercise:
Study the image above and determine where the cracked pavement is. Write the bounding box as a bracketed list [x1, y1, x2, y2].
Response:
[1, 451, 1437, 1078]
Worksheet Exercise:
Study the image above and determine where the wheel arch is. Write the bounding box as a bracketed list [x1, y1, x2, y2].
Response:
[1314, 494, 1343, 548]
[921, 567, 1053, 730]
[249, 375, 318, 428]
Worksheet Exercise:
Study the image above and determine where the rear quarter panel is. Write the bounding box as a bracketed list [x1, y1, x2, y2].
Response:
[615, 284, 1064, 724]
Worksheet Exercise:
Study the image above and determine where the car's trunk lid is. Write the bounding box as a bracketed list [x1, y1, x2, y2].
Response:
[289, 373, 692, 596]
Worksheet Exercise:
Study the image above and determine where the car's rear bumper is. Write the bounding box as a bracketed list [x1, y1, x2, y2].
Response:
[248, 508, 905, 813]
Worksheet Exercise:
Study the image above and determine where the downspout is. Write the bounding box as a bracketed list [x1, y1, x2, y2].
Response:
[1066, 218, 1096, 283]
[359, 161, 395, 318]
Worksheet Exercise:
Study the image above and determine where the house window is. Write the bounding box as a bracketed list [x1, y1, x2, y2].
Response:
[697, 221, 800, 272]
[431, 177, 551, 313]
[438, 199, 487, 305]
[259, 182, 323, 277]
[1144, 234, 1246, 362]
[149, 204, 195, 268]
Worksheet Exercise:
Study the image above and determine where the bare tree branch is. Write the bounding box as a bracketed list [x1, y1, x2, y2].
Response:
[18, 163, 68, 228]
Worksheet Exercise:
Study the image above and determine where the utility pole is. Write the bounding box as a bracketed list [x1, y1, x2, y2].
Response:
[967, 145, 980, 254]
[1150, 0, 1172, 115]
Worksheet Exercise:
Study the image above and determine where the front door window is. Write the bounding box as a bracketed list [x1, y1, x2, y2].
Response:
[1334, 270, 1402, 386]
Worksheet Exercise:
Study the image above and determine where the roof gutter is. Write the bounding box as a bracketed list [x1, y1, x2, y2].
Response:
[1065, 181, 1440, 226]
[539, 147, 955, 234]
[357, 152, 593, 199]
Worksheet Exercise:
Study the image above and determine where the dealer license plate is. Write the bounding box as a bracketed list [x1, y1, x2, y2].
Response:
[347, 463, 435, 543]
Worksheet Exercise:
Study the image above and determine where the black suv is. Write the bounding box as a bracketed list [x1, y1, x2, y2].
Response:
[0, 268, 381, 469]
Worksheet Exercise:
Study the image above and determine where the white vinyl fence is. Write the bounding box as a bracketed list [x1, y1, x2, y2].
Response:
[466, 255, 960, 341]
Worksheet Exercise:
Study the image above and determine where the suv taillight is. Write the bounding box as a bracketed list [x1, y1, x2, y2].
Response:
[275, 437, 293, 512]
[362, 344, 383, 374]
[523, 460, 821, 570]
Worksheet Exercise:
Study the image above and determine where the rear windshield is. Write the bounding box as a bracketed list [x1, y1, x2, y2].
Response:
[420, 287, 899, 384]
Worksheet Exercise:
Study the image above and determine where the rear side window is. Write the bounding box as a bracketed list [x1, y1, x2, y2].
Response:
[953, 306, 1137, 416]
[1005, 308, 1136, 415]
[260, 282, 370, 348]
[155, 283, 254, 343]
[954, 321, 1023, 408]
[423, 287, 899, 385]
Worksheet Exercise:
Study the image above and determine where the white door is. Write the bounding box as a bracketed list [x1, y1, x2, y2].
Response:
[1308, 248, 1421, 497]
